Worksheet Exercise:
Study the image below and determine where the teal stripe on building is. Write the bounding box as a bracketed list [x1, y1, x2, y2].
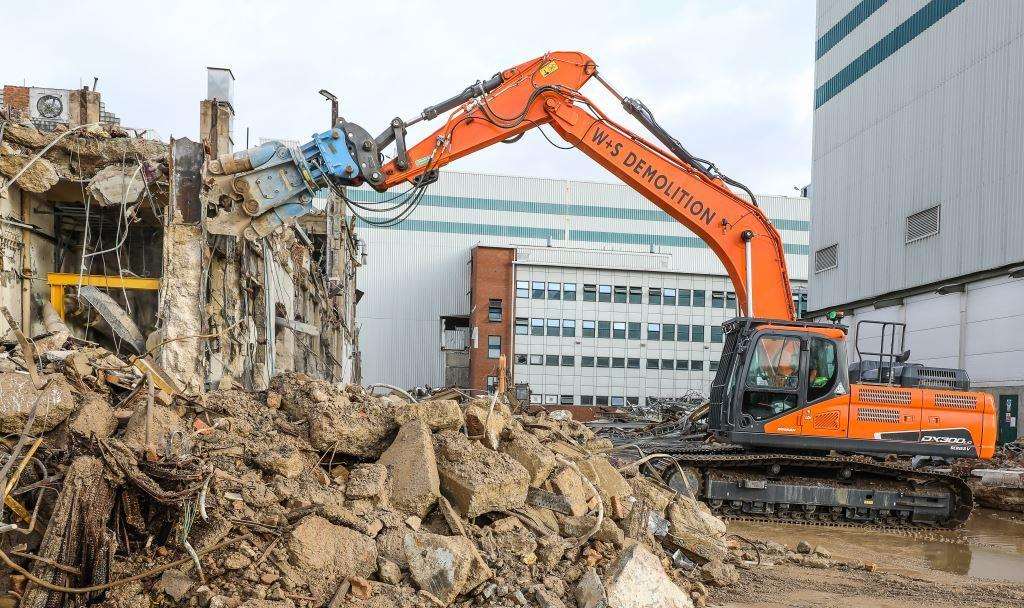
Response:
[346, 189, 809, 232]
[816, 0, 888, 59]
[356, 217, 810, 256]
[815, 0, 967, 108]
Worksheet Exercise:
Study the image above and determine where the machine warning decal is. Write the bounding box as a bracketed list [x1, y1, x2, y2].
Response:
[539, 61, 559, 77]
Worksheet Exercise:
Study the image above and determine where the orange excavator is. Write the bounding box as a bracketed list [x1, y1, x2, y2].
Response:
[211, 51, 995, 526]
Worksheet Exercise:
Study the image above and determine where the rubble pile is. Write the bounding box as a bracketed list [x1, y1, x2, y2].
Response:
[0, 339, 746, 608]
[0, 113, 167, 195]
[952, 441, 1024, 513]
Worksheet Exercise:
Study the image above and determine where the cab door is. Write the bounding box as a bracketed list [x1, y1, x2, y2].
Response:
[798, 337, 850, 439]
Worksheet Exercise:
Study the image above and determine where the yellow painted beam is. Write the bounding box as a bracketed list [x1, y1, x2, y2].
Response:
[47, 273, 161, 320]
[46, 273, 160, 290]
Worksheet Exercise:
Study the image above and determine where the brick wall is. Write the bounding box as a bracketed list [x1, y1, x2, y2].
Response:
[2, 86, 29, 115]
[468, 246, 515, 392]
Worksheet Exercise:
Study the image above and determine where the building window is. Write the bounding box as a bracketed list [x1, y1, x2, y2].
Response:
[582, 320, 596, 338]
[515, 353, 527, 364]
[546, 319, 561, 336]
[676, 359, 689, 371]
[561, 355, 574, 367]
[711, 326, 724, 343]
[691, 325, 705, 342]
[793, 292, 808, 318]
[712, 291, 726, 308]
[563, 283, 577, 301]
[628, 286, 642, 304]
[532, 281, 545, 298]
[487, 335, 501, 359]
[548, 282, 561, 300]
[544, 395, 558, 405]
[647, 323, 661, 341]
[515, 317, 528, 335]
[814, 244, 839, 273]
[559, 395, 574, 405]
[486, 376, 498, 392]
[626, 396, 639, 407]
[580, 395, 594, 406]
[529, 354, 543, 365]
[678, 289, 691, 306]
[646, 358, 660, 370]
[614, 285, 627, 303]
[628, 322, 641, 340]
[516, 281, 529, 298]
[596, 356, 610, 368]
[611, 396, 625, 407]
[598, 284, 612, 302]
[562, 319, 576, 337]
[691, 359, 704, 371]
[488, 299, 502, 322]
[664, 288, 677, 306]
[692, 290, 706, 307]
[661, 358, 674, 370]
[662, 324, 676, 341]
[530, 394, 542, 404]
[726, 292, 737, 311]
[906, 205, 941, 243]
[676, 324, 690, 342]
[613, 322, 626, 339]
[597, 321, 611, 338]
[581, 356, 595, 367]
[595, 396, 609, 406]
[612, 357, 625, 368]
[583, 284, 597, 301]
[649, 287, 662, 305]
[627, 357, 640, 369]
[545, 354, 559, 366]
[531, 318, 544, 336]
[709, 360, 719, 372]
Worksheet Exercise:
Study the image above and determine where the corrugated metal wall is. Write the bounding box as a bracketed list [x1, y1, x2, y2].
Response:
[357, 170, 810, 389]
[810, 0, 1024, 310]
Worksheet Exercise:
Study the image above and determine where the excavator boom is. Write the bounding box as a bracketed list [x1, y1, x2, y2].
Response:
[378, 52, 796, 321]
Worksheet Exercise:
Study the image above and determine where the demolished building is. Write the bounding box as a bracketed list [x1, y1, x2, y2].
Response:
[0, 73, 361, 395]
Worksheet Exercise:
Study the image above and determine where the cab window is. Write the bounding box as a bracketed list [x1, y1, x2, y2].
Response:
[807, 338, 839, 402]
[743, 335, 801, 421]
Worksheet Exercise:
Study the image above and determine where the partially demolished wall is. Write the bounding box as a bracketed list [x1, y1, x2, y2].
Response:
[0, 88, 361, 396]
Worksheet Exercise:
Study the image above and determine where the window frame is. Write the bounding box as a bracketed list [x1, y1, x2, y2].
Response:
[531, 318, 544, 336]
[647, 322, 661, 341]
[562, 319, 576, 337]
[515, 317, 528, 335]
[563, 283, 577, 301]
[487, 298, 503, 322]
[583, 284, 597, 301]
[547, 282, 562, 300]
[516, 281, 529, 298]
[664, 288, 677, 306]
[648, 287, 662, 305]
[546, 318, 561, 337]
[582, 320, 596, 338]
[598, 284, 612, 302]
[532, 281, 545, 299]
[486, 335, 501, 359]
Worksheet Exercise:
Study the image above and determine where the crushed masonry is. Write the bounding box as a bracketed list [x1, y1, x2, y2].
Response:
[0, 327, 756, 608]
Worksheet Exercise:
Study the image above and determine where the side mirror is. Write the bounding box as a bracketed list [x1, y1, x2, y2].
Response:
[896, 349, 911, 363]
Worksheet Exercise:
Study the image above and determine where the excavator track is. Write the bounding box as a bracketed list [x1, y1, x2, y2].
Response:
[661, 452, 974, 529]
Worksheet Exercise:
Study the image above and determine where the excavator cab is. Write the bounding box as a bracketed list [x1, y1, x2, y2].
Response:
[707, 318, 850, 448]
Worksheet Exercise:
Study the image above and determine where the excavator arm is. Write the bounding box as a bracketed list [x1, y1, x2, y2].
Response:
[377, 51, 795, 321]
[211, 50, 795, 320]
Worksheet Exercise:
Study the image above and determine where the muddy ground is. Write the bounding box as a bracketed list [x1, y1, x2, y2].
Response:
[712, 510, 1024, 608]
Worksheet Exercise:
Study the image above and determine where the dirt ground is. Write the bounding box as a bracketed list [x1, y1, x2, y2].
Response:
[712, 511, 1024, 608]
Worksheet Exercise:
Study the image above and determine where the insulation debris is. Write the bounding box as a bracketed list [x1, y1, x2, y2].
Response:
[0, 333, 745, 608]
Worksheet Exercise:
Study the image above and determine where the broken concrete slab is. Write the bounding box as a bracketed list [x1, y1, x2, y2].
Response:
[500, 427, 557, 487]
[575, 567, 607, 608]
[377, 419, 440, 518]
[69, 392, 118, 439]
[394, 398, 463, 432]
[550, 466, 589, 516]
[403, 531, 493, 606]
[122, 401, 188, 453]
[88, 163, 146, 206]
[287, 515, 377, 600]
[346, 463, 390, 502]
[0, 372, 77, 434]
[305, 392, 397, 458]
[465, 400, 506, 449]
[527, 486, 574, 515]
[604, 543, 693, 608]
[433, 430, 530, 518]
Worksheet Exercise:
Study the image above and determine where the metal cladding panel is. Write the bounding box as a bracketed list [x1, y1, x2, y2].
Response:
[811, 0, 1024, 311]
[357, 170, 809, 388]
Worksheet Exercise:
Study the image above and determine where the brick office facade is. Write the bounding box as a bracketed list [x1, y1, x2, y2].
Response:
[468, 246, 515, 392]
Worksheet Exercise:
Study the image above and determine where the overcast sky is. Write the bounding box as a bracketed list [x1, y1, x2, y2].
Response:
[6, 0, 815, 195]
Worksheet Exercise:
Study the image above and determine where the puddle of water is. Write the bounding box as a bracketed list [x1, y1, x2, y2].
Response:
[729, 509, 1024, 583]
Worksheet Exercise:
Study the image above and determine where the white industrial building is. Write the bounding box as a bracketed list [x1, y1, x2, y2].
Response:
[810, 0, 1024, 440]
[356, 170, 810, 406]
